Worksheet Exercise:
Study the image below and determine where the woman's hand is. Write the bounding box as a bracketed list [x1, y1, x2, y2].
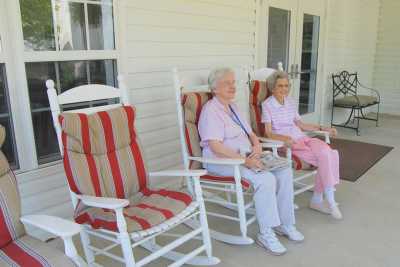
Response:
[283, 136, 295, 147]
[249, 144, 262, 158]
[322, 126, 337, 137]
[244, 154, 263, 169]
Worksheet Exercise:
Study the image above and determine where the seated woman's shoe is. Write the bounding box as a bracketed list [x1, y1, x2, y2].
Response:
[309, 200, 331, 214]
[274, 225, 304, 242]
[329, 204, 343, 220]
[256, 229, 287, 255]
[309, 201, 343, 219]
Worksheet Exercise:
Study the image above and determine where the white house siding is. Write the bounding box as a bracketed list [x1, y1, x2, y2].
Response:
[15, 0, 257, 240]
[118, 0, 257, 184]
[321, 0, 380, 124]
[373, 0, 400, 116]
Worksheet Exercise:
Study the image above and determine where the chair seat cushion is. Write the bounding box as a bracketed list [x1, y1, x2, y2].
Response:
[74, 188, 193, 233]
[334, 95, 378, 107]
[0, 235, 76, 267]
[201, 174, 251, 190]
[292, 154, 315, 171]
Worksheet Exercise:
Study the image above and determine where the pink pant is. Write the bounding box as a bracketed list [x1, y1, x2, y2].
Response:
[291, 137, 340, 193]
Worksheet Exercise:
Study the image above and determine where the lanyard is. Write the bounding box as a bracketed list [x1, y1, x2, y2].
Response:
[228, 105, 250, 138]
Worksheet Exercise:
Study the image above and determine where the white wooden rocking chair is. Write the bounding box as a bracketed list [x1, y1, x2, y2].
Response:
[46, 76, 220, 267]
[172, 67, 282, 245]
[248, 64, 330, 196]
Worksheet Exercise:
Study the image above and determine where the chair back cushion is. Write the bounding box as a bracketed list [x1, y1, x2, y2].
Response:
[60, 106, 149, 199]
[181, 92, 213, 169]
[0, 125, 25, 248]
[249, 80, 272, 136]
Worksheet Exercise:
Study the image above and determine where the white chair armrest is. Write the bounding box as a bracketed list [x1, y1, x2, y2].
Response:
[305, 130, 330, 144]
[261, 142, 284, 148]
[77, 195, 129, 210]
[149, 169, 207, 177]
[188, 156, 244, 165]
[307, 130, 328, 135]
[258, 137, 282, 144]
[20, 215, 81, 238]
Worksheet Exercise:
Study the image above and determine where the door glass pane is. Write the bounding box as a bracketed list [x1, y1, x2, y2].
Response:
[20, 0, 56, 51]
[88, 3, 115, 50]
[0, 64, 18, 168]
[56, 1, 87, 50]
[267, 7, 290, 71]
[299, 14, 320, 115]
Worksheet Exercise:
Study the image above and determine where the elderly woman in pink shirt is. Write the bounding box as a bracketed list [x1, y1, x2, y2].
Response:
[198, 67, 304, 255]
[261, 71, 342, 220]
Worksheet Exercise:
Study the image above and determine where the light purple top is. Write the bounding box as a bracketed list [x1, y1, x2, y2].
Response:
[261, 96, 306, 140]
[198, 97, 253, 158]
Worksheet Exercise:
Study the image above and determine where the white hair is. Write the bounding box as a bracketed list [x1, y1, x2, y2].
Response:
[267, 70, 289, 90]
[208, 67, 235, 91]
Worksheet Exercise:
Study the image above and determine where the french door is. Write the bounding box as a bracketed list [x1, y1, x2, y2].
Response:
[260, 0, 326, 123]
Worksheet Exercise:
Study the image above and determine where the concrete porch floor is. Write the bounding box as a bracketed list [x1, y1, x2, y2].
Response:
[55, 114, 400, 267]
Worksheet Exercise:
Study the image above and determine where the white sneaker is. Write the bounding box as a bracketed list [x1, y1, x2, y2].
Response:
[329, 204, 343, 220]
[274, 225, 305, 243]
[256, 229, 287, 255]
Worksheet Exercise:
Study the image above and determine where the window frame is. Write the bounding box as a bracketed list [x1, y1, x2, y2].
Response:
[3, 0, 123, 173]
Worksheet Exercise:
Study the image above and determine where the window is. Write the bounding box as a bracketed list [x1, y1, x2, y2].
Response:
[0, 64, 18, 168]
[18, 0, 117, 166]
[20, 0, 114, 51]
[26, 60, 117, 164]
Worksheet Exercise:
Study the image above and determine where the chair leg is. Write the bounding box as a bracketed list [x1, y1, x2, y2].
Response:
[119, 232, 136, 267]
[193, 177, 213, 258]
[80, 228, 96, 266]
[233, 166, 248, 239]
[376, 103, 380, 127]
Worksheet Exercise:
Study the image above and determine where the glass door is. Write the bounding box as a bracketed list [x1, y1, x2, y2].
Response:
[294, 0, 325, 122]
[262, 0, 297, 95]
[262, 0, 326, 123]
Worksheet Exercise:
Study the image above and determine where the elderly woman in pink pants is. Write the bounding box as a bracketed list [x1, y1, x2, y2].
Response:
[261, 71, 342, 220]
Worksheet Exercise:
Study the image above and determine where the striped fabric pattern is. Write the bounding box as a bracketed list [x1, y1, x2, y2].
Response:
[181, 92, 250, 190]
[0, 125, 76, 266]
[60, 106, 147, 199]
[0, 126, 25, 249]
[74, 188, 192, 233]
[248, 80, 311, 171]
[248, 80, 271, 137]
[60, 106, 193, 232]
[0, 236, 76, 267]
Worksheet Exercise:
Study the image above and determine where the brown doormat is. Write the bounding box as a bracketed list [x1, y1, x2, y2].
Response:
[319, 137, 393, 182]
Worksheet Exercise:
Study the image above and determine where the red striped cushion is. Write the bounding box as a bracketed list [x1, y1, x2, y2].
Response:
[248, 80, 272, 137]
[181, 92, 212, 169]
[60, 106, 148, 199]
[277, 149, 313, 170]
[0, 155, 24, 248]
[0, 236, 76, 266]
[74, 189, 193, 233]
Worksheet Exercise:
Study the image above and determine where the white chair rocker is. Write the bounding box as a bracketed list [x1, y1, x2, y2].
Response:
[172, 67, 281, 246]
[248, 64, 330, 196]
[46, 76, 220, 267]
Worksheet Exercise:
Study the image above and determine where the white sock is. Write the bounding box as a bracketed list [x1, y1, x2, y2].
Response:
[311, 192, 323, 204]
[324, 187, 336, 206]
